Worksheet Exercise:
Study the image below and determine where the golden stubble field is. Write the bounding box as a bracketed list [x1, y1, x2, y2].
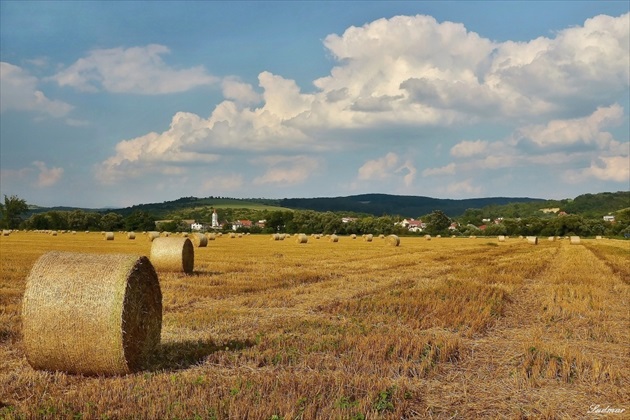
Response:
[0, 232, 628, 419]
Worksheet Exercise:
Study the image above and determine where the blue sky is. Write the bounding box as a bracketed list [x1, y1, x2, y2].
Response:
[1, 1, 628, 208]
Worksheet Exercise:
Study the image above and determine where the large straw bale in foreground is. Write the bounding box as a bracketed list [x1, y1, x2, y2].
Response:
[150, 237, 194, 273]
[22, 251, 162, 375]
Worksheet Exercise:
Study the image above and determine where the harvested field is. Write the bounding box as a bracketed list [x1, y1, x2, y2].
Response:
[1, 233, 628, 418]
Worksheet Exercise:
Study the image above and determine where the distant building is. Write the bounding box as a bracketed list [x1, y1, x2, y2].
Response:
[232, 220, 253, 231]
[397, 218, 425, 232]
[603, 215, 615, 222]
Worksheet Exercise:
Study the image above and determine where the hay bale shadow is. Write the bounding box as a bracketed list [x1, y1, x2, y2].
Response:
[147, 338, 256, 371]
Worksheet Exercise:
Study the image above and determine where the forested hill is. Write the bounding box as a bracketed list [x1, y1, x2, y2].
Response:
[278, 194, 544, 217]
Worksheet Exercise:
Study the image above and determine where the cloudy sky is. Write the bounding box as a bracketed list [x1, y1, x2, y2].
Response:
[1, 1, 628, 208]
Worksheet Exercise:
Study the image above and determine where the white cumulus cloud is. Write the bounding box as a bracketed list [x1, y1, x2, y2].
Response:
[450, 140, 489, 157]
[0, 62, 73, 117]
[51, 44, 218, 94]
[357, 152, 417, 187]
[32, 161, 64, 187]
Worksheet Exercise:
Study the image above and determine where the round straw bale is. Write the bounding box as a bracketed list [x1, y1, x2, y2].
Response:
[595, 235, 602, 240]
[351, 234, 357, 239]
[498, 235, 505, 242]
[296, 234, 308, 244]
[386, 234, 400, 246]
[330, 234, 339, 243]
[526, 236, 538, 245]
[104, 232, 114, 240]
[22, 251, 162, 375]
[150, 237, 194, 273]
[271, 234, 280, 241]
[229, 232, 236, 238]
[570, 236, 581, 245]
[364, 234, 373, 242]
[50, 231, 58, 236]
[379, 234, 385, 239]
[147, 231, 160, 242]
[425, 235, 432, 241]
[191, 233, 208, 247]
[548, 236, 555, 241]
[127, 232, 136, 240]
[207, 233, 216, 240]
[2, 230, 10, 236]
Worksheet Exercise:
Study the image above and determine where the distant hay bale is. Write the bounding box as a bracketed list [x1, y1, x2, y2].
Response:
[22, 251, 162, 375]
[425, 235, 432, 241]
[238, 233, 243, 238]
[147, 231, 160, 242]
[218, 232, 223, 237]
[351, 234, 357, 239]
[50, 231, 58, 236]
[330, 234, 339, 243]
[2, 230, 10, 236]
[229, 233, 236, 238]
[272, 234, 280, 241]
[548, 236, 555, 241]
[570, 236, 581, 245]
[192, 233, 208, 248]
[127, 232, 136, 240]
[498, 235, 505, 242]
[104, 232, 114, 241]
[150, 237, 194, 273]
[526, 236, 538, 245]
[469, 235, 476, 239]
[364, 234, 373, 242]
[595, 235, 602, 240]
[386, 235, 400, 246]
[436, 235, 441, 238]
[296, 234, 308, 244]
[207, 233, 216, 240]
[379, 234, 385, 239]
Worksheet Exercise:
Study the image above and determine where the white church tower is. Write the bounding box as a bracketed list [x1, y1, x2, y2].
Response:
[211, 208, 219, 228]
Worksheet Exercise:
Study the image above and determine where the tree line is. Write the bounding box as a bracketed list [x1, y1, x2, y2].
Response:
[2, 194, 629, 238]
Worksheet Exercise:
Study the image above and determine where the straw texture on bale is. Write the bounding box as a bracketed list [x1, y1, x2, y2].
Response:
[192, 233, 208, 248]
[147, 231, 160, 242]
[22, 251, 162, 375]
[127, 232, 136, 240]
[570, 236, 581, 245]
[364, 234, 373, 242]
[386, 235, 400, 246]
[296, 234, 308, 244]
[104, 232, 114, 240]
[527, 236, 538, 245]
[150, 237, 194, 273]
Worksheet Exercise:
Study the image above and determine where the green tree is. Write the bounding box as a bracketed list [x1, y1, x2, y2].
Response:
[124, 210, 156, 231]
[0, 195, 29, 229]
[424, 210, 452, 235]
[100, 212, 124, 231]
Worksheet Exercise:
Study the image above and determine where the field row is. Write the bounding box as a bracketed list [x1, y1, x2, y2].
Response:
[1, 233, 628, 418]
